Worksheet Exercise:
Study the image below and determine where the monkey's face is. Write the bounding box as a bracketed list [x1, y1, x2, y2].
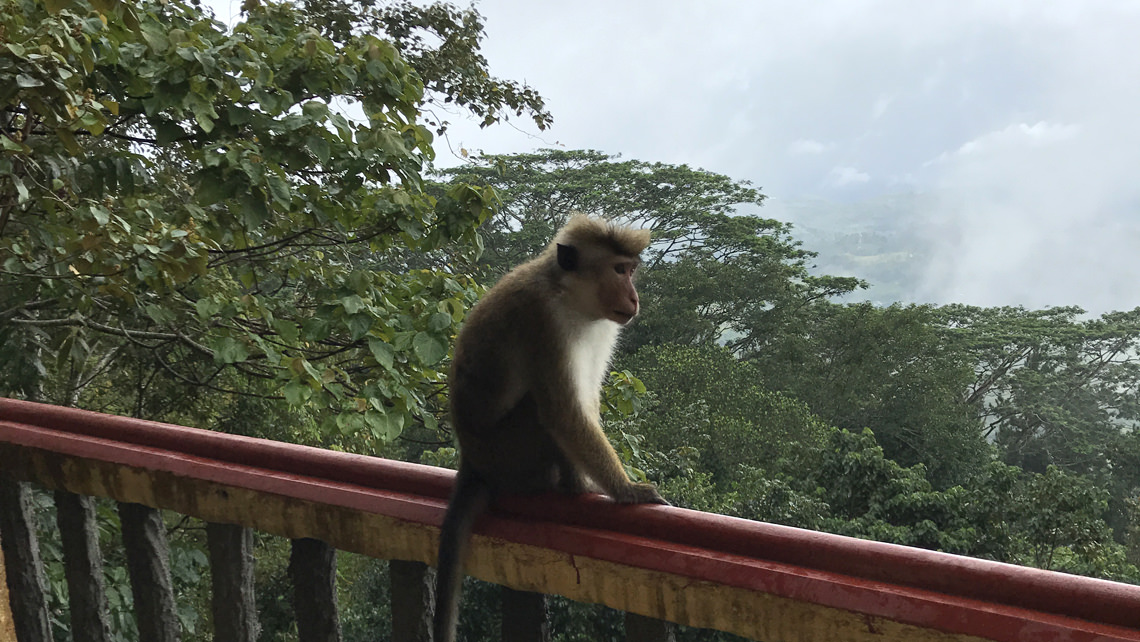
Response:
[597, 256, 641, 325]
[557, 241, 642, 325]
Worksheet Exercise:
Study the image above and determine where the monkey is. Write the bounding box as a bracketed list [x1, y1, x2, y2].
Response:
[433, 215, 668, 642]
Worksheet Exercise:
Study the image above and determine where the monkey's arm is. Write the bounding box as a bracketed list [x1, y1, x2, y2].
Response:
[536, 373, 666, 505]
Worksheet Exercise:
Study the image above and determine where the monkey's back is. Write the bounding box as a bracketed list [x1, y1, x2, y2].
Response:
[449, 262, 569, 492]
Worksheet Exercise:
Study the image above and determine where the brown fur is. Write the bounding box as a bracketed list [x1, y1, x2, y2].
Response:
[433, 216, 664, 642]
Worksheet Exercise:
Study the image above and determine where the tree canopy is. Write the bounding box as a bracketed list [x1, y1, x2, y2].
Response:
[0, 0, 540, 440]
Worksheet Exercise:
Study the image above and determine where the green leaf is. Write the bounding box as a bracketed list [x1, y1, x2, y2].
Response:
[140, 26, 170, 53]
[336, 411, 366, 436]
[145, 304, 175, 324]
[266, 174, 290, 206]
[413, 331, 447, 365]
[214, 337, 249, 364]
[365, 408, 404, 440]
[195, 298, 221, 320]
[13, 176, 29, 203]
[306, 136, 330, 164]
[427, 312, 452, 332]
[283, 380, 311, 405]
[340, 294, 366, 314]
[273, 319, 299, 344]
[301, 359, 321, 381]
[368, 337, 395, 370]
[302, 100, 329, 120]
[1, 136, 28, 153]
[345, 313, 372, 340]
[301, 317, 331, 341]
[195, 110, 215, 133]
[16, 74, 44, 88]
[56, 129, 81, 155]
[154, 120, 185, 145]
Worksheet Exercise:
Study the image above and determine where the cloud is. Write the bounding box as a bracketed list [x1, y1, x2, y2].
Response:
[956, 121, 1081, 156]
[828, 166, 871, 187]
[923, 121, 1082, 167]
[788, 139, 833, 155]
[871, 94, 894, 119]
[404, 0, 1140, 311]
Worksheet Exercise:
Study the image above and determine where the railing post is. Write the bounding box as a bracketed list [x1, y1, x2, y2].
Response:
[501, 588, 549, 642]
[0, 544, 16, 641]
[390, 560, 434, 642]
[0, 479, 51, 642]
[55, 491, 112, 642]
[207, 522, 259, 642]
[625, 612, 676, 642]
[118, 502, 181, 642]
[289, 538, 341, 642]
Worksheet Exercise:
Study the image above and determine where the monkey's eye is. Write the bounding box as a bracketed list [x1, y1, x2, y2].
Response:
[615, 264, 629, 275]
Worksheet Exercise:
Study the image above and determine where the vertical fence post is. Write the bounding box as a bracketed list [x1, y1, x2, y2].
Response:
[0, 480, 51, 642]
[290, 538, 341, 642]
[390, 560, 434, 642]
[207, 522, 259, 642]
[55, 491, 112, 642]
[625, 612, 676, 642]
[118, 502, 181, 642]
[501, 588, 549, 642]
[0, 540, 16, 641]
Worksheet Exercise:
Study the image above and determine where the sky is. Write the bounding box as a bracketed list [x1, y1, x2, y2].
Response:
[425, 0, 1140, 313]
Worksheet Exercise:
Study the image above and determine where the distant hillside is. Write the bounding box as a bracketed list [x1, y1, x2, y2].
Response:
[762, 193, 947, 305]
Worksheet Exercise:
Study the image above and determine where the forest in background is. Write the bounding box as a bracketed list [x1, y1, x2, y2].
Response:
[2, 0, 1138, 640]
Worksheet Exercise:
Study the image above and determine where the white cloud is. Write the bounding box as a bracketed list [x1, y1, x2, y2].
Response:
[788, 139, 833, 155]
[377, 0, 1140, 311]
[956, 121, 1081, 156]
[871, 94, 895, 119]
[828, 166, 871, 187]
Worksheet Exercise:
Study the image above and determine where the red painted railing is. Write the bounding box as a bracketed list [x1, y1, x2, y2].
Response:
[2, 397, 1139, 642]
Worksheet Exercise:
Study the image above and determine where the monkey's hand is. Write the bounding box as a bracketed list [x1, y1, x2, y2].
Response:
[614, 483, 670, 506]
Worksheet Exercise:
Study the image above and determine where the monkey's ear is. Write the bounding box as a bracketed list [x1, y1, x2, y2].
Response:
[556, 243, 579, 271]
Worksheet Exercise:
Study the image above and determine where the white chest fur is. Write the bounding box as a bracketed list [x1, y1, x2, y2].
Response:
[566, 319, 621, 414]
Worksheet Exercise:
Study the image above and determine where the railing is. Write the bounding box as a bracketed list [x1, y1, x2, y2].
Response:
[1, 397, 1139, 642]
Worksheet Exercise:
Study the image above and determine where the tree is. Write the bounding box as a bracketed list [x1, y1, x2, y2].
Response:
[936, 305, 1140, 472]
[439, 149, 862, 353]
[0, 0, 535, 441]
[935, 305, 1140, 537]
[805, 428, 1139, 581]
[753, 303, 989, 487]
[624, 343, 829, 483]
[302, 0, 551, 136]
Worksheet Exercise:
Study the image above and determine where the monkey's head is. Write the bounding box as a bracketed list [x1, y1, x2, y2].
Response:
[552, 216, 651, 325]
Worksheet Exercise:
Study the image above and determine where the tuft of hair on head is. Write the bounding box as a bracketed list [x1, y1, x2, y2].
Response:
[554, 215, 651, 258]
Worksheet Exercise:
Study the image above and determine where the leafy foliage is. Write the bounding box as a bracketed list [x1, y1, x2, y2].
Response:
[755, 303, 989, 487]
[624, 343, 829, 482]
[0, 0, 498, 437]
[303, 0, 552, 135]
[804, 428, 1139, 580]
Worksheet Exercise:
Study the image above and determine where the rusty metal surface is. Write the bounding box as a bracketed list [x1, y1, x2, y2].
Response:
[2, 397, 1140, 642]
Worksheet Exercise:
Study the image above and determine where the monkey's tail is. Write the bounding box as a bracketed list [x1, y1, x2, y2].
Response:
[433, 465, 492, 642]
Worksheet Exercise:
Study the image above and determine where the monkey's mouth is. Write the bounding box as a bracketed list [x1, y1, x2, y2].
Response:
[612, 311, 636, 325]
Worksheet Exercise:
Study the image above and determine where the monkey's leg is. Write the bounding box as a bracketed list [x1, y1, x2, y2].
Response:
[552, 412, 667, 505]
